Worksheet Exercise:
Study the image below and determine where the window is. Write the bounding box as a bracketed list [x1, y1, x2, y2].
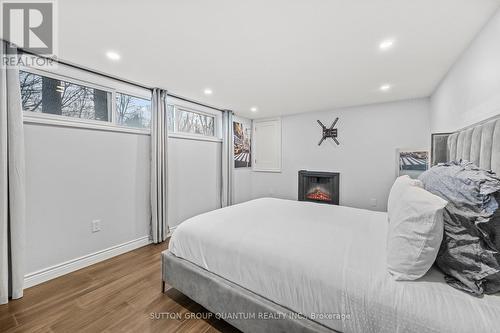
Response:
[115, 93, 151, 129]
[19, 67, 217, 136]
[20, 70, 111, 121]
[19, 69, 153, 131]
[167, 104, 175, 132]
[167, 105, 215, 137]
[176, 108, 215, 136]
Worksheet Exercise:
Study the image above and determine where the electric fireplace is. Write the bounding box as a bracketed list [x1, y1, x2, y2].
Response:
[298, 170, 339, 205]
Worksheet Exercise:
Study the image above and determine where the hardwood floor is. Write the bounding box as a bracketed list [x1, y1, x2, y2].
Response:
[0, 242, 239, 333]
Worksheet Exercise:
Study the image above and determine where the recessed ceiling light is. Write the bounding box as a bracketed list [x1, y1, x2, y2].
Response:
[250, 107, 258, 112]
[380, 84, 392, 92]
[106, 51, 121, 61]
[379, 39, 395, 51]
[203, 88, 213, 95]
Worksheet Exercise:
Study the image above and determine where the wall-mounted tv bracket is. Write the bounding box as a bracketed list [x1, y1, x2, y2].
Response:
[317, 118, 339, 146]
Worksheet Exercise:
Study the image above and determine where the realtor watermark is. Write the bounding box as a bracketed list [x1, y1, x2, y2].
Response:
[1, 0, 57, 68]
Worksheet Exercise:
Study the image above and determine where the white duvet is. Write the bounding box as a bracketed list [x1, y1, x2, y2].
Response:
[169, 198, 500, 333]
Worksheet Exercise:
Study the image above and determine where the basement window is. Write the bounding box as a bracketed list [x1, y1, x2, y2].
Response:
[115, 93, 152, 129]
[167, 104, 175, 132]
[168, 105, 215, 137]
[19, 64, 218, 138]
[20, 70, 111, 122]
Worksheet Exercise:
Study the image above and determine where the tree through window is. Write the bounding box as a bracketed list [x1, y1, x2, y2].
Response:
[19, 71, 110, 121]
[115, 93, 151, 129]
[175, 107, 215, 136]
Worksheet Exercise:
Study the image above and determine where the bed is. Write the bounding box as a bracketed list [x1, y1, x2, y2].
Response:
[162, 117, 500, 333]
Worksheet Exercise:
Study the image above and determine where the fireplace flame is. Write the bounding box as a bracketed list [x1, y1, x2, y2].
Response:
[306, 188, 332, 202]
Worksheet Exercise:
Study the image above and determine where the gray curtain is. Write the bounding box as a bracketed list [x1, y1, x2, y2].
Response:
[221, 110, 234, 207]
[0, 41, 26, 304]
[151, 88, 169, 243]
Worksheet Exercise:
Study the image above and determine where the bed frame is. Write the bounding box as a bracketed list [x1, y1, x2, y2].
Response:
[433, 116, 500, 174]
[162, 251, 337, 333]
[163, 116, 500, 333]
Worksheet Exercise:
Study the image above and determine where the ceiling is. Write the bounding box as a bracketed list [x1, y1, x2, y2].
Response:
[55, 0, 500, 118]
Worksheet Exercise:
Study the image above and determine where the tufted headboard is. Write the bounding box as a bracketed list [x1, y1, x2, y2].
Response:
[445, 117, 500, 175]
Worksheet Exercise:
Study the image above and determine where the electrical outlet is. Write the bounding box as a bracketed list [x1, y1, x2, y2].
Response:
[92, 220, 101, 233]
[370, 198, 377, 208]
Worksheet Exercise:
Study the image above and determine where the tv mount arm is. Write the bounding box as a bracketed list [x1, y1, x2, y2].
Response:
[317, 117, 339, 146]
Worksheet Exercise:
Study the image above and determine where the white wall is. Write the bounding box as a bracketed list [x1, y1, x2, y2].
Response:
[431, 9, 500, 132]
[233, 115, 253, 204]
[24, 123, 223, 275]
[234, 167, 253, 204]
[24, 124, 151, 273]
[168, 137, 221, 227]
[251, 99, 431, 211]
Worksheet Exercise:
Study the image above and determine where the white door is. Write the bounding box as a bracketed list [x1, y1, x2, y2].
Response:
[253, 118, 281, 172]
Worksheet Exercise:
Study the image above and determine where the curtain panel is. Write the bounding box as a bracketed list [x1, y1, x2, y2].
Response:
[221, 110, 234, 207]
[0, 41, 26, 304]
[151, 88, 169, 243]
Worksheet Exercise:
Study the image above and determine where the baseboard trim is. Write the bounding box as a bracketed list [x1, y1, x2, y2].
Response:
[24, 236, 152, 288]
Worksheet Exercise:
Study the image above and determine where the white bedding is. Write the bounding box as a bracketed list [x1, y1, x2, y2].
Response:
[169, 198, 500, 333]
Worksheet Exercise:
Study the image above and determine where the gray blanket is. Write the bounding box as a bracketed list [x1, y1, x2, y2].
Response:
[419, 161, 500, 296]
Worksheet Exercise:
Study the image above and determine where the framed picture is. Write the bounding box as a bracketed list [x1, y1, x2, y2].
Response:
[431, 133, 451, 166]
[233, 121, 252, 168]
[397, 149, 429, 178]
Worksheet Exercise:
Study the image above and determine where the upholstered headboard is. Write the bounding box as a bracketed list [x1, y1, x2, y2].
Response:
[446, 118, 500, 175]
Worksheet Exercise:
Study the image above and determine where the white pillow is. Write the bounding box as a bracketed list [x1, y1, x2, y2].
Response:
[387, 175, 423, 221]
[386, 177, 448, 281]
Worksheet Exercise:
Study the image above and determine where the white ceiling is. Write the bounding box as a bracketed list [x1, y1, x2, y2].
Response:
[56, 0, 500, 118]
